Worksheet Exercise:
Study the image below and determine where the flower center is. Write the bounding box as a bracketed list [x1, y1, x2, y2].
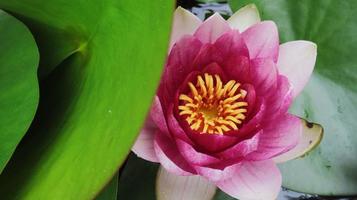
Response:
[178, 73, 248, 135]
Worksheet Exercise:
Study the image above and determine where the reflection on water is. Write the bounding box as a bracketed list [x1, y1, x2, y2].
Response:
[176, 0, 356, 200]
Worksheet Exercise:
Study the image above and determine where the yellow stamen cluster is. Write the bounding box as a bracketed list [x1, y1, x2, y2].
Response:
[179, 73, 248, 135]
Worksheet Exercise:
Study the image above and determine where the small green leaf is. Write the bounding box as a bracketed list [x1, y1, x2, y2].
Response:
[0, 10, 39, 173]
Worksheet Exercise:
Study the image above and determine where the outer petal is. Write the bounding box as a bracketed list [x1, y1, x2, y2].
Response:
[132, 116, 159, 162]
[277, 41, 317, 98]
[169, 7, 202, 50]
[194, 13, 231, 43]
[242, 21, 279, 62]
[154, 131, 196, 176]
[156, 167, 216, 200]
[273, 118, 323, 163]
[247, 114, 301, 161]
[227, 4, 261, 32]
[150, 96, 169, 133]
[216, 160, 281, 200]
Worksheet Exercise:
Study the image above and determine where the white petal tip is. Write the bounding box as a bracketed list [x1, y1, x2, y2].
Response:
[175, 6, 190, 15]
[228, 4, 261, 32]
[273, 118, 323, 163]
[170, 6, 202, 50]
[277, 40, 318, 97]
[156, 166, 217, 200]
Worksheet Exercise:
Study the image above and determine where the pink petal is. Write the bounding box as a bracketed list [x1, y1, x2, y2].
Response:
[247, 114, 302, 161]
[150, 96, 169, 133]
[160, 36, 203, 106]
[216, 160, 281, 200]
[264, 75, 292, 121]
[213, 30, 250, 82]
[170, 7, 202, 50]
[186, 130, 240, 153]
[249, 58, 278, 94]
[190, 30, 250, 80]
[194, 13, 231, 43]
[176, 139, 220, 166]
[215, 132, 260, 160]
[167, 105, 193, 144]
[202, 62, 228, 80]
[242, 21, 279, 63]
[132, 116, 159, 162]
[195, 164, 236, 182]
[277, 41, 317, 98]
[234, 98, 264, 140]
[154, 131, 196, 176]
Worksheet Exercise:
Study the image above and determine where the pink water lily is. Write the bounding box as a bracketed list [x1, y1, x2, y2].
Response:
[133, 5, 317, 200]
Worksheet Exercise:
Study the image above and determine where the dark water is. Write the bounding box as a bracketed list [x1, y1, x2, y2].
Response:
[176, 1, 356, 200]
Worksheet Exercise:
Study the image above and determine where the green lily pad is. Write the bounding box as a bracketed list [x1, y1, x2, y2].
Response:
[0, 10, 39, 173]
[0, 0, 174, 199]
[230, 0, 357, 195]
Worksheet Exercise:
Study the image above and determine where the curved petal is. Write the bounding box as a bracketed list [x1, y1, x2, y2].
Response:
[277, 41, 317, 98]
[227, 4, 261, 32]
[150, 96, 169, 133]
[154, 131, 196, 176]
[273, 118, 323, 163]
[215, 132, 259, 160]
[156, 166, 216, 200]
[186, 130, 240, 153]
[194, 13, 231, 43]
[132, 116, 159, 162]
[249, 58, 278, 94]
[159, 36, 203, 106]
[247, 114, 301, 161]
[213, 30, 250, 82]
[195, 164, 236, 182]
[216, 160, 281, 200]
[170, 7, 202, 50]
[242, 21, 279, 62]
[176, 139, 220, 166]
[167, 106, 193, 144]
[264, 75, 292, 121]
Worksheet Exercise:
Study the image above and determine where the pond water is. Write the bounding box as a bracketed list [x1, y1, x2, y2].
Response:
[176, 1, 356, 200]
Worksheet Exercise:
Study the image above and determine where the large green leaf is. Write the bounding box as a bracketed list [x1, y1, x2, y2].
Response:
[0, 0, 174, 199]
[230, 0, 357, 195]
[0, 10, 39, 173]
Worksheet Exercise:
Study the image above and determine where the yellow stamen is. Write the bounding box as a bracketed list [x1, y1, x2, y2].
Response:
[178, 73, 248, 135]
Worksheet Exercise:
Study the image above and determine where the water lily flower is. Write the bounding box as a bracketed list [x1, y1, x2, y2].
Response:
[133, 4, 318, 200]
